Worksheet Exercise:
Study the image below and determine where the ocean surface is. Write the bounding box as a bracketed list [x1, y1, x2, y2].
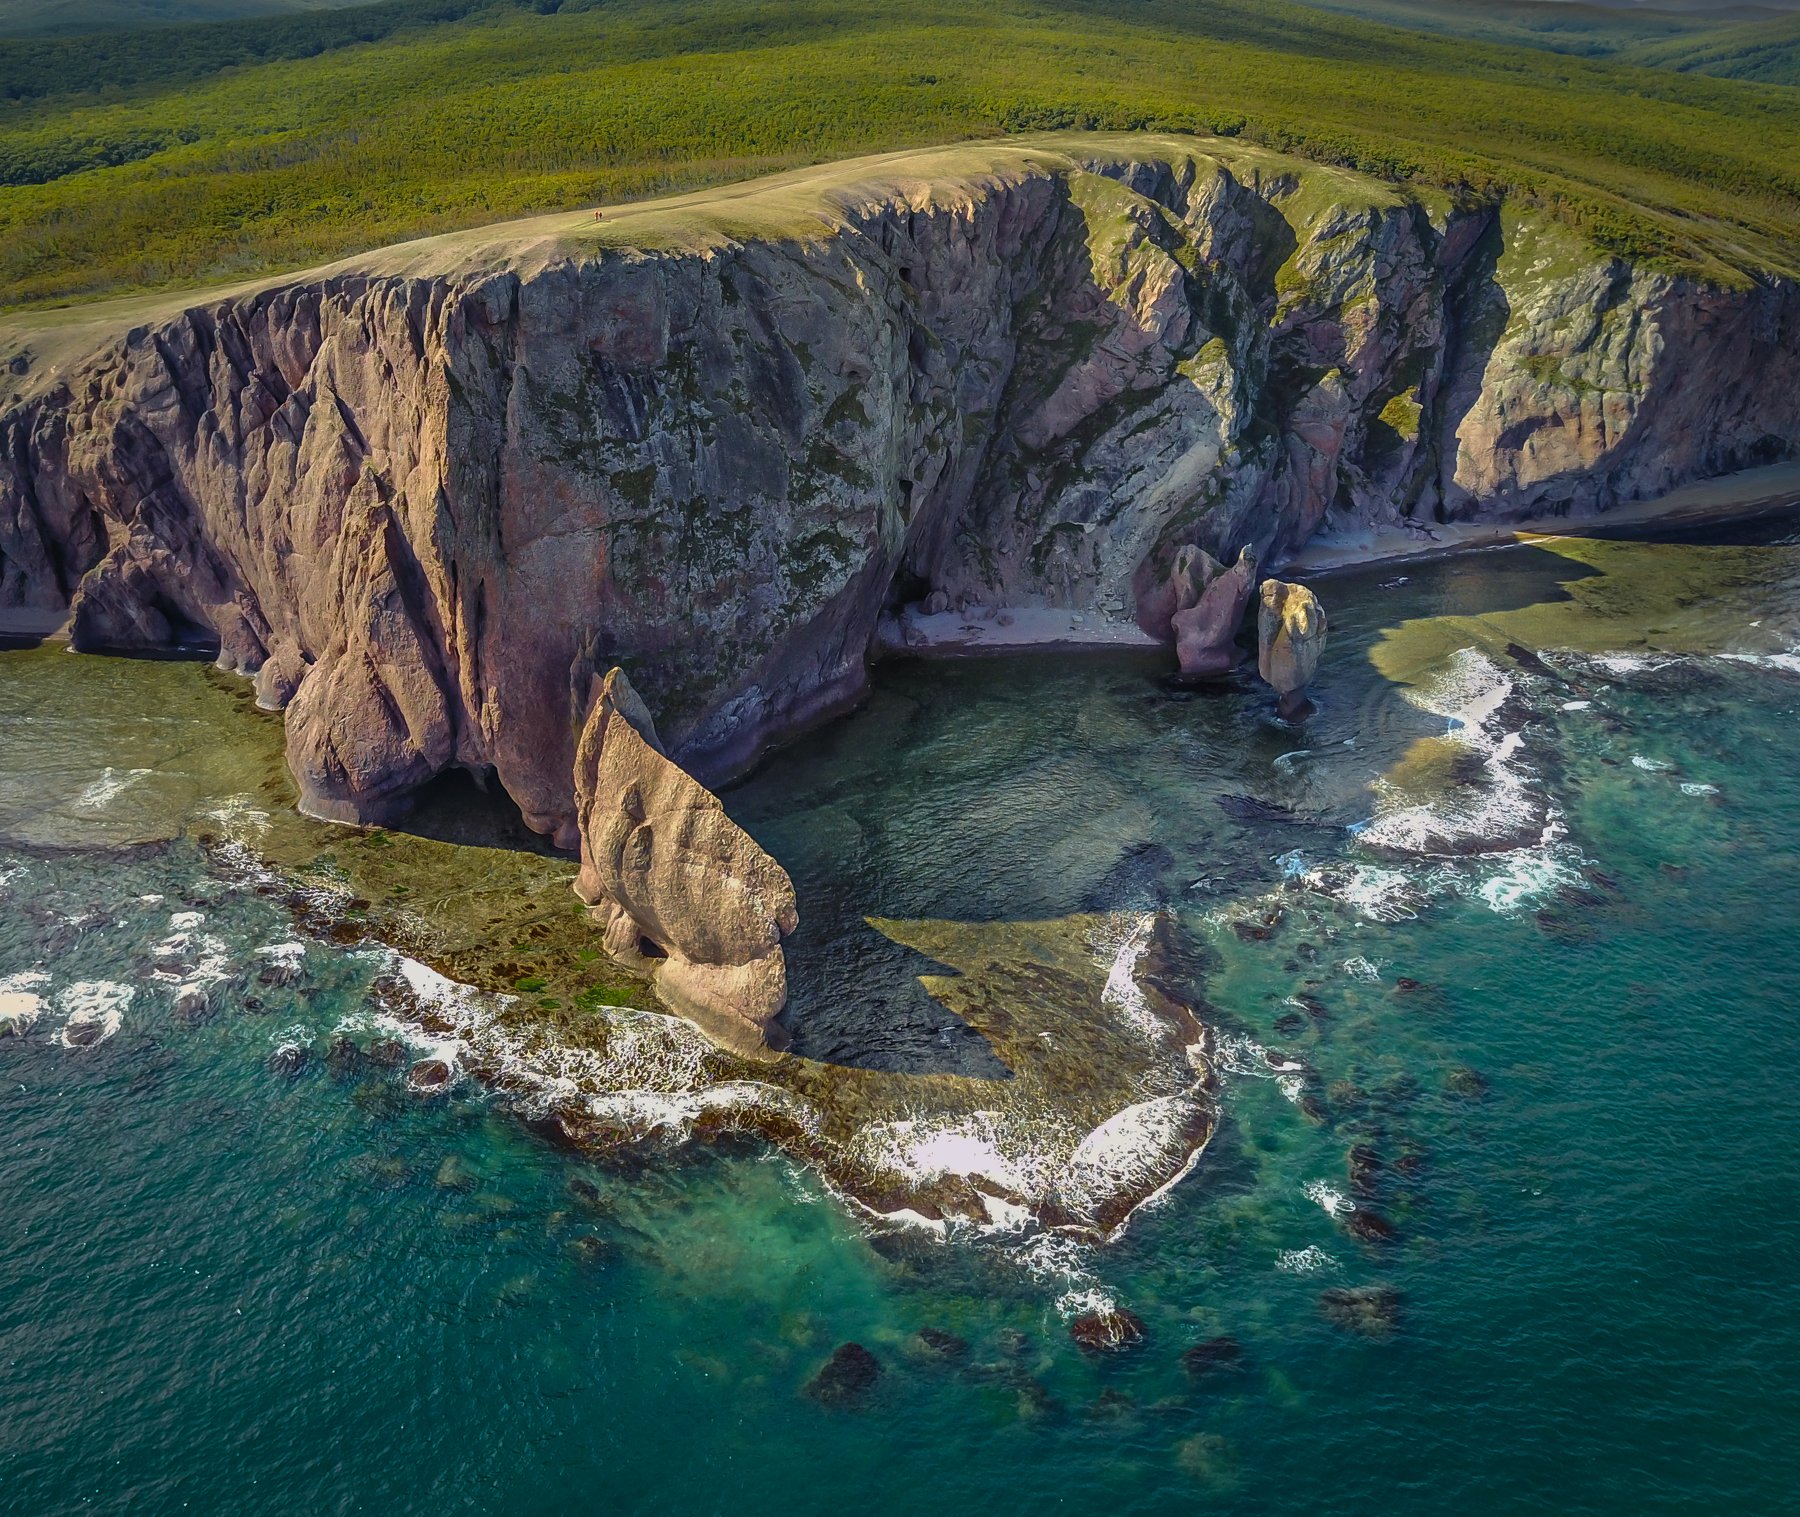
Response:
[4, 513, 1800, 1514]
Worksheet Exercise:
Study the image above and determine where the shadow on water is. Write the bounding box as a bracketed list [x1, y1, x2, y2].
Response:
[776, 919, 1008, 1078]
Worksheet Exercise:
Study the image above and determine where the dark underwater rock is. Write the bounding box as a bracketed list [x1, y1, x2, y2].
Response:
[325, 1035, 364, 1079]
[366, 1037, 408, 1068]
[804, 1343, 882, 1406]
[1070, 1307, 1146, 1355]
[406, 1058, 453, 1093]
[1181, 1335, 1245, 1378]
[1319, 1284, 1402, 1337]
[912, 1327, 970, 1363]
[1342, 1208, 1398, 1246]
[268, 1044, 311, 1078]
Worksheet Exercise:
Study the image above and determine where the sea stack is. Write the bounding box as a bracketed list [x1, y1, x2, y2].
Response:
[1167, 544, 1258, 679]
[571, 667, 799, 1057]
[1258, 580, 1328, 719]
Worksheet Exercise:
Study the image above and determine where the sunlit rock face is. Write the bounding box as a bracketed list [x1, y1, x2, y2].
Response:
[1, 136, 1794, 839]
[1258, 579, 1328, 719]
[571, 667, 797, 1056]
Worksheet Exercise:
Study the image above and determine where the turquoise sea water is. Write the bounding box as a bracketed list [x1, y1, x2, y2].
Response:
[4, 516, 1800, 1514]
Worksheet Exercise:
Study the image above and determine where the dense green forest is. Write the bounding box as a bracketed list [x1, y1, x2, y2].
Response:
[0, 0, 359, 37]
[3, 0, 1799, 310]
[1301, 0, 1800, 86]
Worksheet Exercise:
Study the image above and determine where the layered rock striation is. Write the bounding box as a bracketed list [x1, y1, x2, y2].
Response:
[1, 133, 1796, 841]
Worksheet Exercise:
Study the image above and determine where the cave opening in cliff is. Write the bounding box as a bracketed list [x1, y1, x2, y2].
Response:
[394, 766, 569, 856]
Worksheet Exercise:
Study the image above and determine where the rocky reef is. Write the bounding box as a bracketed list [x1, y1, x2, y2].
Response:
[1, 132, 1796, 844]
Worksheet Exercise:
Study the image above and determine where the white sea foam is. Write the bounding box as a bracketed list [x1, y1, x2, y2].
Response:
[0, 989, 44, 1036]
[69, 767, 152, 812]
[1720, 650, 1800, 676]
[1587, 652, 1687, 678]
[1303, 1179, 1353, 1218]
[58, 980, 133, 1046]
[1680, 782, 1720, 796]
[1014, 1233, 1116, 1320]
[1631, 756, 1673, 773]
[1357, 648, 1554, 860]
[1476, 848, 1579, 914]
[0, 970, 50, 994]
[1342, 956, 1383, 982]
[1561, 700, 1592, 712]
[202, 794, 272, 839]
[1276, 1246, 1338, 1274]
[1212, 1030, 1279, 1080]
[1297, 860, 1424, 922]
[1091, 912, 1161, 1041]
[1057, 1095, 1208, 1224]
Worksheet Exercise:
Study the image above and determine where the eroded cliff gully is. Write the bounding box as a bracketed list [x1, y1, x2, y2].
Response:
[2, 135, 1796, 844]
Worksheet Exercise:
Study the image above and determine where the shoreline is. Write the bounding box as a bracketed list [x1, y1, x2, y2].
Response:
[1284, 460, 1800, 579]
[8, 461, 1797, 656]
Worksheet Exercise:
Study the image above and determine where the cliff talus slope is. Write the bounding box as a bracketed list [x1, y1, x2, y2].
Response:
[2, 134, 1795, 839]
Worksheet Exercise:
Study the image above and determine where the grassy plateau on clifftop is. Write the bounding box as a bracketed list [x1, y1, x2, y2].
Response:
[1, 0, 1799, 309]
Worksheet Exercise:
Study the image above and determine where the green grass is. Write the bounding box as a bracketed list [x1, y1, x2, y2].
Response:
[3, 0, 1800, 310]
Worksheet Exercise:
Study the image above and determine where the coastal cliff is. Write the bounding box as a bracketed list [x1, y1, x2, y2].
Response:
[1, 133, 1795, 840]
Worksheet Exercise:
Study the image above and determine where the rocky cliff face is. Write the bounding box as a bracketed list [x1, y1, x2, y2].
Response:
[1, 134, 1795, 840]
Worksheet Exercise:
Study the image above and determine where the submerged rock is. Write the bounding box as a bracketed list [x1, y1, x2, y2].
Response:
[572, 668, 798, 1056]
[1258, 581, 1328, 720]
[325, 1035, 364, 1079]
[1070, 1307, 1146, 1354]
[804, 1343, 882, 1406]
[268, 1044, 311, 1078]
[1181, 1334, 1245, 1378]
[366, 1037, 408, 1068]
[1319, 1284, 1402, 1338]
[911, 1327, 971, 1363]
[406, 1058, 453, 1093]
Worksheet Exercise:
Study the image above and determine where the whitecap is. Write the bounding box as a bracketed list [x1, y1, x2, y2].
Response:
[1303, 1179, 1353, 1218]
[1275, 1245, 1338, 1274]
[1342, 956, 1383, 982]
[0, 990, 44, 1037]
[1476, 848, 1578, 914]
[1357, 648, 1553, 860]
[1680, 782, 1719, 797]
[1631, 756, 1672, 773]
[58, 980, 133, 1047]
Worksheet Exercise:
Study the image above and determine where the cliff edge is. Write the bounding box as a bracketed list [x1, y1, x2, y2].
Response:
[2, 133, 1795, 839]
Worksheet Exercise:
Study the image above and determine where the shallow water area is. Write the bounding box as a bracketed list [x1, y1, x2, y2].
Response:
[4, 508, 1800, 1512]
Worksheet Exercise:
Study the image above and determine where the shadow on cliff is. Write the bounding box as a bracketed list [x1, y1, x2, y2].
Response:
[394, 767, 572, 857]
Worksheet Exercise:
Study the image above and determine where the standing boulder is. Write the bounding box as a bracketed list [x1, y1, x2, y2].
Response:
[1257, 580, 1327, 719]
[1169, 544, 1258, 679]
[572, 667, 798, 1057]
